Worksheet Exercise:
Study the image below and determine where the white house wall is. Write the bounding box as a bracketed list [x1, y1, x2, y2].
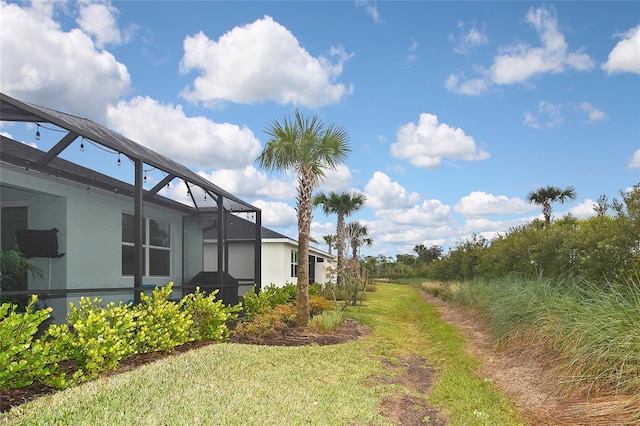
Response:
[205, 237, 335, 289]
[1, 167, 192, 321]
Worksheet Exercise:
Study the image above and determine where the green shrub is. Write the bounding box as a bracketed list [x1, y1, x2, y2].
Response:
[242, 284, 297, 318]
[61, 297, 138, 382]
[309, 295, 334, 316]
[180, 287, 242, 341]
[0, 296, 64, 388]
[133, 284, 193, 353]
[233, 303, 296, 338]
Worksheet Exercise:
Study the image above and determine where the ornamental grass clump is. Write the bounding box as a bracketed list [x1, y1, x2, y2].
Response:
[309, 309, 343, 333]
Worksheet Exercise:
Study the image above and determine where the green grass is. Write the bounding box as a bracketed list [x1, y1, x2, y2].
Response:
[2, 283, 524, 426]
[349, 282, 524, 425]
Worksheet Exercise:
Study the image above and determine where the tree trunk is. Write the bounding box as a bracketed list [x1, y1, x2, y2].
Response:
[296, 169, 312, 325]
[336, 214, 345, 287]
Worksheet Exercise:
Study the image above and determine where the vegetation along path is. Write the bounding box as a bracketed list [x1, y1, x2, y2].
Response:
[6, 282, 616, 425]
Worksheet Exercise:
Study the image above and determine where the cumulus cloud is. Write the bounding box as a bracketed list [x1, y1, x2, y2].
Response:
[316, 164, 354, 193]
[566, 199, 597, 219]
[454, 191, 534, 217]
[76, 1, 128, 48]
[390, 113, 489, 168]
[629, 150, 640, 169]
[197, 167, 296, 200]
[251, 200, 297, 228]
[179, 16, 353, 108]
[375, 199, 452, 226]
[0, 1, 131, 120]
[445, 73, 489, 95]
[446, 6, 594, 95]
[490, 7, 594, 85]
[602, 25, 640, 74]
[364, 171, 420, 209]
[106, 96, 262, 170]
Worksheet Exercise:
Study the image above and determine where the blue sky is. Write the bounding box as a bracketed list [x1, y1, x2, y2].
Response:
[1, 0, 639, 258]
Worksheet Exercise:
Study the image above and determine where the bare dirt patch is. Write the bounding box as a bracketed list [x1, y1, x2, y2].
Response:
[421, 292, 639, 426]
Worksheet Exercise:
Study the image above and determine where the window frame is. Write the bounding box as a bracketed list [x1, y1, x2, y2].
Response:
[290, 249, 298, 278]
[122, 213, 172, 278]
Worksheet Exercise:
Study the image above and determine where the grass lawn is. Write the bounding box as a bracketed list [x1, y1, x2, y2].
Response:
[1, 283, 524, 425]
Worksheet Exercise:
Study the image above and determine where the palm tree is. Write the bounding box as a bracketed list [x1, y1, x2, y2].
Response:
[322, 234, 336, 255]
[313, 191, 366, 284]
[256, 110, 350, 325]
[344, 221, 372, 261]
[527, 185, 577, 226]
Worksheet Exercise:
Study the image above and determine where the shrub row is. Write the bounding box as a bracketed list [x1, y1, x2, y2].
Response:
[234, 284, 334, 338]
[0, 284, 241, 390]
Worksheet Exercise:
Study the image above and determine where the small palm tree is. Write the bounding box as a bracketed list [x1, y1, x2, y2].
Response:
[256, 110, 350, 325]
[344, 221, 372, 260]
[322, 234, 336, 255]
[527, 185, 577, 226]
[313, 191, 366, 284]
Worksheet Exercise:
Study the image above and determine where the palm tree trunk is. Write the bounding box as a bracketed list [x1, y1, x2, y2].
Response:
[296, 169, 312, 325]
[336, 214, 345, 287]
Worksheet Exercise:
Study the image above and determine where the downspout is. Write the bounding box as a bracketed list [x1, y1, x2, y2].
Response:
[255, 210, 262, 292]
[133, 158, 144, 304]
[217, 195, 224, 288]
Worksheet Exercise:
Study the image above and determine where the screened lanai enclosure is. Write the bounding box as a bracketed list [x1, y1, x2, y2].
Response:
[0, 93, 261, 321]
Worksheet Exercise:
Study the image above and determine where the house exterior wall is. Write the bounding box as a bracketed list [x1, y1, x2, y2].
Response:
[1, 167, 197, 321]
[204, 237, 335, 289]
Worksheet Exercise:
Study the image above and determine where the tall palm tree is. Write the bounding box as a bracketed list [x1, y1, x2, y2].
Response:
[527, 185, 577, 226]
[313, 191, 366, 283]
[322, 234, 336, 255]
[256, 110, 350, 325]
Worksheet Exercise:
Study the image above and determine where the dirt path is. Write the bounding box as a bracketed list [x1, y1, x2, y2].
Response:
[421, 292, 639, 426]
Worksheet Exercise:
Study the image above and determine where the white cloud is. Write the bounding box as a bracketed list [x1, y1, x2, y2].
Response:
[445, 73, 489, 95]
[578, 102, 607, 124]
[364, 171, 420, 210]
[76, 1, 126, 48]
[179, 16, 353, 108]
[454, 191, 534, 217]
[374, 199, 452, 226]
[629, 149, 640, 169]
[523, 101, 563, 128]
[490, 6, 594, 85]
[451, 22, 488, 55]
[197, 167, 296, 200]
[390, 113, 489, 168]
[106, 96, 262, 170]
[355, 0, 381, 24]
[251, 200, 297, 228]
[566, 199, 597, 219]
[602, 25, 640, 75]
[0, 1, 131, 120]
[316, 164, 354, 193]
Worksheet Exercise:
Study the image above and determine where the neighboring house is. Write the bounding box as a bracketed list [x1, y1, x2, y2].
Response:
[0, 93, 261, 322]
[203, 212, 336, 289]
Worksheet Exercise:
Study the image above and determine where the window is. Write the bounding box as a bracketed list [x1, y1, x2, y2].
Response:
[122, 213, 171, 277]
[290, 250, 298, 278]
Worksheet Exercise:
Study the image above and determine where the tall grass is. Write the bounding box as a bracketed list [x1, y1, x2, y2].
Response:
[437, 277, 640, 399]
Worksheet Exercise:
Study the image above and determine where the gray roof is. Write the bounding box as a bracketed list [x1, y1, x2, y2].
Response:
[0, 93, 259, 214]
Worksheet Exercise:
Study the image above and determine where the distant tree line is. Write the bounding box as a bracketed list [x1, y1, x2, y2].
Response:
[367, 184, 640, 286]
